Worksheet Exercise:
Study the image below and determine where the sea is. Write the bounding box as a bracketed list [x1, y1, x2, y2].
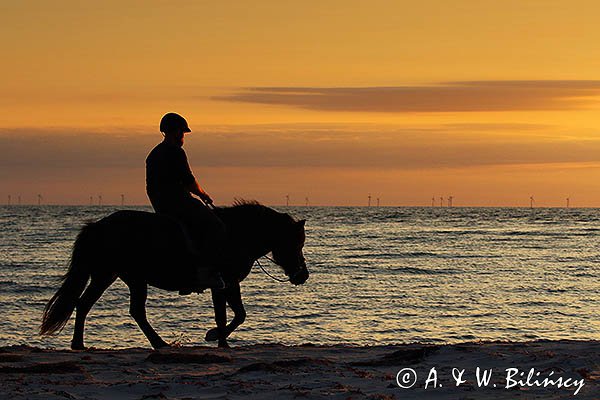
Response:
[1, 205, 599, 349]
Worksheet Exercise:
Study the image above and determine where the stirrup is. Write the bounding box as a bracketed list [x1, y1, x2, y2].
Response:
[178, 274, 226, 295]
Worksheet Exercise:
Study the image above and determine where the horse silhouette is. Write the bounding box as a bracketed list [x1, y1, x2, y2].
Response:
[40, 201, 309, 349]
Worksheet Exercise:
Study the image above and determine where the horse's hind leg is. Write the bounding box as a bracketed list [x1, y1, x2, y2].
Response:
[124, 279, 169, 349]
[209, 288, 230, 348]
[71, 275, 115, 350]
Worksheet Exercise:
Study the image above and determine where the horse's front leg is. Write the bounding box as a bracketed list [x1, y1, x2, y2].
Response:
[224, 282, 246, 335]
[210, 288, 229, 348]
[206, 282, 246, 344]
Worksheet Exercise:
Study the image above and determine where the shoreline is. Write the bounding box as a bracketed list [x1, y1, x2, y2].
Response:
[1, 339, 598, 399]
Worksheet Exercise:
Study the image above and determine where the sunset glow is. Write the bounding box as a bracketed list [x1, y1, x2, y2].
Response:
[3, 1, 600, 206]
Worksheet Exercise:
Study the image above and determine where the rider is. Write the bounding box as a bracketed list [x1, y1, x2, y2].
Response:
[146, 112, 226, 293]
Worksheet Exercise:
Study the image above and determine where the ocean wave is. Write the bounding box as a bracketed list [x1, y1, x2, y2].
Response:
[346, 251, 499, 260]
[394, 266, 460, 275]
[1, 205, 599, 348]
[0, 280, 18, 288]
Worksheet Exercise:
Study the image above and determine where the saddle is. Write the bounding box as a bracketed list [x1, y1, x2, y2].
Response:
[166, 217, 225, 294]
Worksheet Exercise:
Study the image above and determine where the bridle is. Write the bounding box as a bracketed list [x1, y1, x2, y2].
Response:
[255, 255, 305, 284]
[255, 256, 289, 283]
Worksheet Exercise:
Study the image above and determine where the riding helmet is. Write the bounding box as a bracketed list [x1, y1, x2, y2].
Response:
[160, 112, 191, 134]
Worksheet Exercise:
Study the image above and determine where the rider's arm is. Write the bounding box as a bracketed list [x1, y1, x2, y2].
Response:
[178, 148, 213, 205]
[186, 180, 213, 204]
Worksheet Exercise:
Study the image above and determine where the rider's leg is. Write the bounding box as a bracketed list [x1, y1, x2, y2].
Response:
[151, 200, 225, 292]
[182, 198, 227, 264]
[177, 198, 227, 293]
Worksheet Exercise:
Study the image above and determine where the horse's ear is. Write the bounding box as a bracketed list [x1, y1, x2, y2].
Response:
[297, 219, 306, 227]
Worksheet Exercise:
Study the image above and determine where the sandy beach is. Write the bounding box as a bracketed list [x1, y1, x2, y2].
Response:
[0, 340, 598, 399]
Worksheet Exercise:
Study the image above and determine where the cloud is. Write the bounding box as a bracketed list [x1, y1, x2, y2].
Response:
[213, 80, 600, 112]
[1, 123, 600, 174]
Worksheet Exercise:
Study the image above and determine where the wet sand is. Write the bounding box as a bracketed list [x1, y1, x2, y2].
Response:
[0, 340, 598, 399]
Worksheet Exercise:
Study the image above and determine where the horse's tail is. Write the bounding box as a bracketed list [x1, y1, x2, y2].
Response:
[40, 222, 98, 335]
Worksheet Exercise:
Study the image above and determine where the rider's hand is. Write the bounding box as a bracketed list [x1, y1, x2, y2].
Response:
[200, 191, 213, 205]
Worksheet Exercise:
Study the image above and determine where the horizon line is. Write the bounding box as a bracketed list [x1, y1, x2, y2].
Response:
[1, 204, 597, 209]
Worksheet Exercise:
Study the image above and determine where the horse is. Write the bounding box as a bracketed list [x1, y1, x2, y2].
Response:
[40, 201, 309, 349]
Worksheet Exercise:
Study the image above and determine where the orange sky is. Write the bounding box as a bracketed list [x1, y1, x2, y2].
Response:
[2, 1, 600, 206]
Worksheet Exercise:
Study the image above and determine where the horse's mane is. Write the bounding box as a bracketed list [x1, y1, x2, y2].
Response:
[231, 198, 262, 207]
[218, 199, 296, 225]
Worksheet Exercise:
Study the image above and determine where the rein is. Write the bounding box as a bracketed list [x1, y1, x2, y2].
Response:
[255, 257, 290, 283]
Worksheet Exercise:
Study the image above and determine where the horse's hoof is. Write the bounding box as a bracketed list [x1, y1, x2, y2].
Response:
[71, 342, 86, 351]
[153, 341, 170, 350]
[205, 328, 219, 342]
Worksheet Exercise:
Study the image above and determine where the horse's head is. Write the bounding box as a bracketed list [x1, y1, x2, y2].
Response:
[271, 218, 309, 285]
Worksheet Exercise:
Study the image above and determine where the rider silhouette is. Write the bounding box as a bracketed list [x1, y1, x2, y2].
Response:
[146, 112, 226, 294]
